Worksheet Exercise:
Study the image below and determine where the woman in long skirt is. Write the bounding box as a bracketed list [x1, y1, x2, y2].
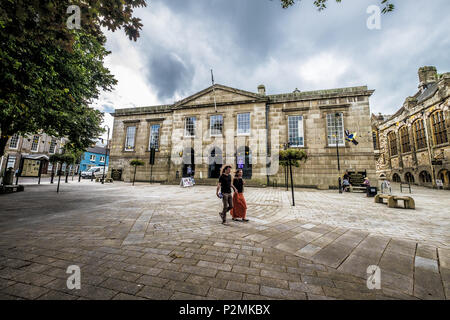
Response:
[230, 169, 248, 222]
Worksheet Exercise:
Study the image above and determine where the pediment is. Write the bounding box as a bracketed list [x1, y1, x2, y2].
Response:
[174, 84, 266, 108]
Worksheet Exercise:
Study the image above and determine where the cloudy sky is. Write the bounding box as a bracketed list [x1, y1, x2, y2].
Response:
[92, 0, 450, 138]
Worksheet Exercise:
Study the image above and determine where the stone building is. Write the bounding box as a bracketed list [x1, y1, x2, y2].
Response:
[372, 66, 450, 188]
[0, 133, 67, 178]
[110, 83, 377, 189]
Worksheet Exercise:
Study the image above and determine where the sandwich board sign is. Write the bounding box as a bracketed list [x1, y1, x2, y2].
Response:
[180, 177, 194, 188]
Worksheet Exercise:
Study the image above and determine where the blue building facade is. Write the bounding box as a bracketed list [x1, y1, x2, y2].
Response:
[79, 146, 109, 172]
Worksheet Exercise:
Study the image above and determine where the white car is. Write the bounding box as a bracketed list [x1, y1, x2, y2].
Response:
[81, 167, 107, 179]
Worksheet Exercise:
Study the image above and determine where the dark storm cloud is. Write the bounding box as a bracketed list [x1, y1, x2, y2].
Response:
[103, 0, 450, 114]
[146, 49, 194, 100]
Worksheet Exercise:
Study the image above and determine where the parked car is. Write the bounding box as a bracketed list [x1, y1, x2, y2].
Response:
[81, 166, 107, 179]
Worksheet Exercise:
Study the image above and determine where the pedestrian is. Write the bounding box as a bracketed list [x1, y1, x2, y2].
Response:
[231, 169, 248, 222]
[342, 178, 351, 192]
[216, 165, 236, 225]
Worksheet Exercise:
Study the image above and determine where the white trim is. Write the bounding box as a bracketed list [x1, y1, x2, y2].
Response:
[30, 135, 40, 152]
[288, 115, 305, 147]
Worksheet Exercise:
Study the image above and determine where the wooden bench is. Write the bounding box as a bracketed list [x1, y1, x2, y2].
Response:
[375, 194, 415, 209]
[350, 186, 367, 193]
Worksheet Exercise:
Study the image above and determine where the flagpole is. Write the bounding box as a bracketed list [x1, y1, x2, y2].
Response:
[211, 69, 217, 113]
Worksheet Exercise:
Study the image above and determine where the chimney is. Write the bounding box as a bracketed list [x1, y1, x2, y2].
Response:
[258, 84, 266, 95]
[418, 66, 437, 91]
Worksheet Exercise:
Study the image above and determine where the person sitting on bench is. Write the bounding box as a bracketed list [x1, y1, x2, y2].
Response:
[342, 178, 351, 192]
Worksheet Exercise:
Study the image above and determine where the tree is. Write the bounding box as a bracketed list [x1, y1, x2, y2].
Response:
[279, 0, 395, 13]
[0, 1, 147, 157]
[130, 159, 145, 186]
[279, 148, 307, 206]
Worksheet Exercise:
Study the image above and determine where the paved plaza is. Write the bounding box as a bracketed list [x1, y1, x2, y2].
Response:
[0, 181, 449, 300]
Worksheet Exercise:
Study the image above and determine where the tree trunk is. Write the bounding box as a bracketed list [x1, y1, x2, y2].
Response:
[0, 136, 8, 158]
[133, 166, 137, 186]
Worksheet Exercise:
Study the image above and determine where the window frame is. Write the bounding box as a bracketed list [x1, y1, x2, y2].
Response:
[89, 154, 96, 162]
[414, 120, 427, 150]
[326, 113, 345, 147]
[184, 117, 196, 138]
[49, 138, 57, 154]
[388, 131, 398, 156]
[237, 113, 251, 136]
[399, 126, 411, 153]
[210, 114, 224, 137]
[149, 124, 161, 151]
[9, 134, 19, 150]
[288, 115, 305, 147]
[125, 126, 137, 151]
[99, 156, 105, 163]
[431, 111, 448, 145]
[30, 135, 40, 152]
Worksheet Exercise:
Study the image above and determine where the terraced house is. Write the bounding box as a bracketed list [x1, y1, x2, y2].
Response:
[373, 66, 450, 189]
[110, 83, 377, 189]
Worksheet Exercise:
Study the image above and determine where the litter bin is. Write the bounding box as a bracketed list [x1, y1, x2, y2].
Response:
[367, 186, 378, 197]
[3, 168, 14, 185]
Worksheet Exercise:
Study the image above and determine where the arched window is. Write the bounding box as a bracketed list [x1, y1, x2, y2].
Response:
[388, 132, 398, 156]
[392, 173, 401, 182]
[399, 126, 411, 153]
[430, 111, 448, 145]
[419, 171, 432, 183]
[414, 120, 427, 150]
[405, 172, 415, 183]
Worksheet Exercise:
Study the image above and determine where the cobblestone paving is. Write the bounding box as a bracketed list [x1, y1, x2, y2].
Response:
[0, 181, 448, 300]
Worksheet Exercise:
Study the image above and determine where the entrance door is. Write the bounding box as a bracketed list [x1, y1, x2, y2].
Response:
[182, 148, 195, 177]
[208, 148, 223, 178]
[236, 147, 252, 179]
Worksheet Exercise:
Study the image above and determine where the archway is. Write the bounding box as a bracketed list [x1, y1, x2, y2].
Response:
[236, 146, 252, 179]
[392, 173, 401, 183]
[182, 148, 195, 177]
[405, 172, 415, 184]
[419, 171, 432, 184]
[438, 169, 449, 186]
[208, 147, 223, 179]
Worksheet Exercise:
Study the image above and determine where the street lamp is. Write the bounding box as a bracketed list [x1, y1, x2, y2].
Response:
[334, 113, 342, 193]
[102, 125, 110, 185]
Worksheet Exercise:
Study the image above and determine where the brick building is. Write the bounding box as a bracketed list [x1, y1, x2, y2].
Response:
[372, 66, 450, 188]
[109, 83, 376, 189]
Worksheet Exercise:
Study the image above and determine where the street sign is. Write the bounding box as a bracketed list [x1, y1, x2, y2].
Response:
[431, 160, 442, 166]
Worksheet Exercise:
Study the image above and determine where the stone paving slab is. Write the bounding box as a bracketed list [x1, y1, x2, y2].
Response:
[0, 182, 448, 300]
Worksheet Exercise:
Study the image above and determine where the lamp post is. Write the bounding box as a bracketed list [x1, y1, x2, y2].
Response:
[102, 125, 110, 185]
[334, 113, 342, 193]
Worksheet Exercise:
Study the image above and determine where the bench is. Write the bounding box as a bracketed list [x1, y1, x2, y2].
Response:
[374, 194, 415, 209]
[95, 177, 113, 183]
[388, 196, 415, 209]
[349, 186, 367, 193]
[0, 185, 25, 194]
[374, 194, 389, 204]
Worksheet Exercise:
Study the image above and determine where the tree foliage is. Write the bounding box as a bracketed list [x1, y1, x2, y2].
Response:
[0, 1, 147, 157]
[279, 149, 308, 168]
[130, 159, 145, 167]
[279, 0, 395, 13]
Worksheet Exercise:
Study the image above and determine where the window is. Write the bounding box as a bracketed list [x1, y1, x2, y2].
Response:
[49, 138, 57, 154]
[125, 126, 136, 151]
[100, 156, 105, 163]
[431, 111, 448, 145]
[237, 113, 251, 135]
[414, 120, 427, 150]
[6, 155, 16, 169]
[184, 117, 196, 137]
[372, 131, 378, 150]
[210, 115, 223, 136]
[31, 135, 40, 152]
[388, 131, 398, 156]
[400, 126, 411, 153]
[288, 115, 304, 147]
[9, 134, 19, 149]
[90, 155, 96, 161]
[149, 124, 160, 151]
[326, 113, 344, 147]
